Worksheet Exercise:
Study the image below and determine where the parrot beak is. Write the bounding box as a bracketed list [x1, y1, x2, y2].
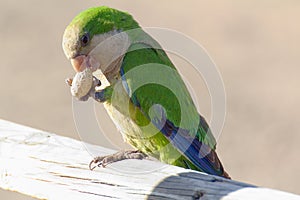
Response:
[71, 55, 100, 72]
[71, 55, 86, 72]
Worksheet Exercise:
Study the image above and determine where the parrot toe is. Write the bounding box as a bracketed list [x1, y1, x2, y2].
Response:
[89, 150, 147, 170]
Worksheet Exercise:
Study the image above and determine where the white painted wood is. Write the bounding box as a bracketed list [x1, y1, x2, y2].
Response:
[0, 119, 299, 200]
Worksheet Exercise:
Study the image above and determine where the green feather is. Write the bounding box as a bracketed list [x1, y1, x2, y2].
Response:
[67, 6, 139, 39]
[120, 42, 217, 149]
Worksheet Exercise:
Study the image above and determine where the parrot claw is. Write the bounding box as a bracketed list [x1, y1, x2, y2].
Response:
[89, 150, 147, 171]
[93, 76, 102, 87]
[89, 159, 102, 170]
[78, 95, 90, 101]
[65, 78, 73, 86]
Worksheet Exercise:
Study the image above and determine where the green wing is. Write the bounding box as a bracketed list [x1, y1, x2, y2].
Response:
[120, 42, 216, 149]
[119, 41, 227, 176]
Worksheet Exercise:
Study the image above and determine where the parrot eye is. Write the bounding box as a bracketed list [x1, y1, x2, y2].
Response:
[80, 33, 90, 46]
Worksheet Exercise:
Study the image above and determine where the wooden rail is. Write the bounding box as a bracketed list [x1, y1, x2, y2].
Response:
[0, 119, 299, 199]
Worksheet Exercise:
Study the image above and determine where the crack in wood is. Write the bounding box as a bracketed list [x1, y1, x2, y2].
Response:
[30, 157, 68, 165]
[49, 172, 122, 187]
[30, 157, 88, 170]
[75, 190, 120, 199]
[34, 178, 69, 187]
[65, 165, 87, 170]
[192, 190, 204, 200]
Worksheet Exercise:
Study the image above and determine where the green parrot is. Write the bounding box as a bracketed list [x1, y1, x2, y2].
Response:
[63, 6, 229, 178]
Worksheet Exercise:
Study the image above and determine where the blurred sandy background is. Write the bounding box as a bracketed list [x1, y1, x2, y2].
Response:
[1, 0, 299, 199]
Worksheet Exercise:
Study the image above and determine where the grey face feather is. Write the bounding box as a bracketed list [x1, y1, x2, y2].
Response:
[63, 26, 131, 83]
[62, 26, 81, 59]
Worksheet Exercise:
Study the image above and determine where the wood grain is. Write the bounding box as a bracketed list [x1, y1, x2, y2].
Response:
[0, 119, 299, 200]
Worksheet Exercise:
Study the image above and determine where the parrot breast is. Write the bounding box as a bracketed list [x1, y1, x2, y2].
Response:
[101, 80, 184, 164]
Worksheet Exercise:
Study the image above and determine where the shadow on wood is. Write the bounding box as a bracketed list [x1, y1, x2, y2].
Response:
[148, 172, 253, 199]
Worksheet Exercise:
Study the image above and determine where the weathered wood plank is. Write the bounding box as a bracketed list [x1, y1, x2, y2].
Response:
[0, 119, 299, 200]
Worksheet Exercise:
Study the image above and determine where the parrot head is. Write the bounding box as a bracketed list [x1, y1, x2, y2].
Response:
[62, 6, 139, 77]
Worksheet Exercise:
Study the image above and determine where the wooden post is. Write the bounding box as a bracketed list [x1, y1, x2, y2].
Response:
[0, 119, 299, 200]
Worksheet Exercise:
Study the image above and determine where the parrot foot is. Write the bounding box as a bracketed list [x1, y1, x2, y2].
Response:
[89, 150, 147, 170]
